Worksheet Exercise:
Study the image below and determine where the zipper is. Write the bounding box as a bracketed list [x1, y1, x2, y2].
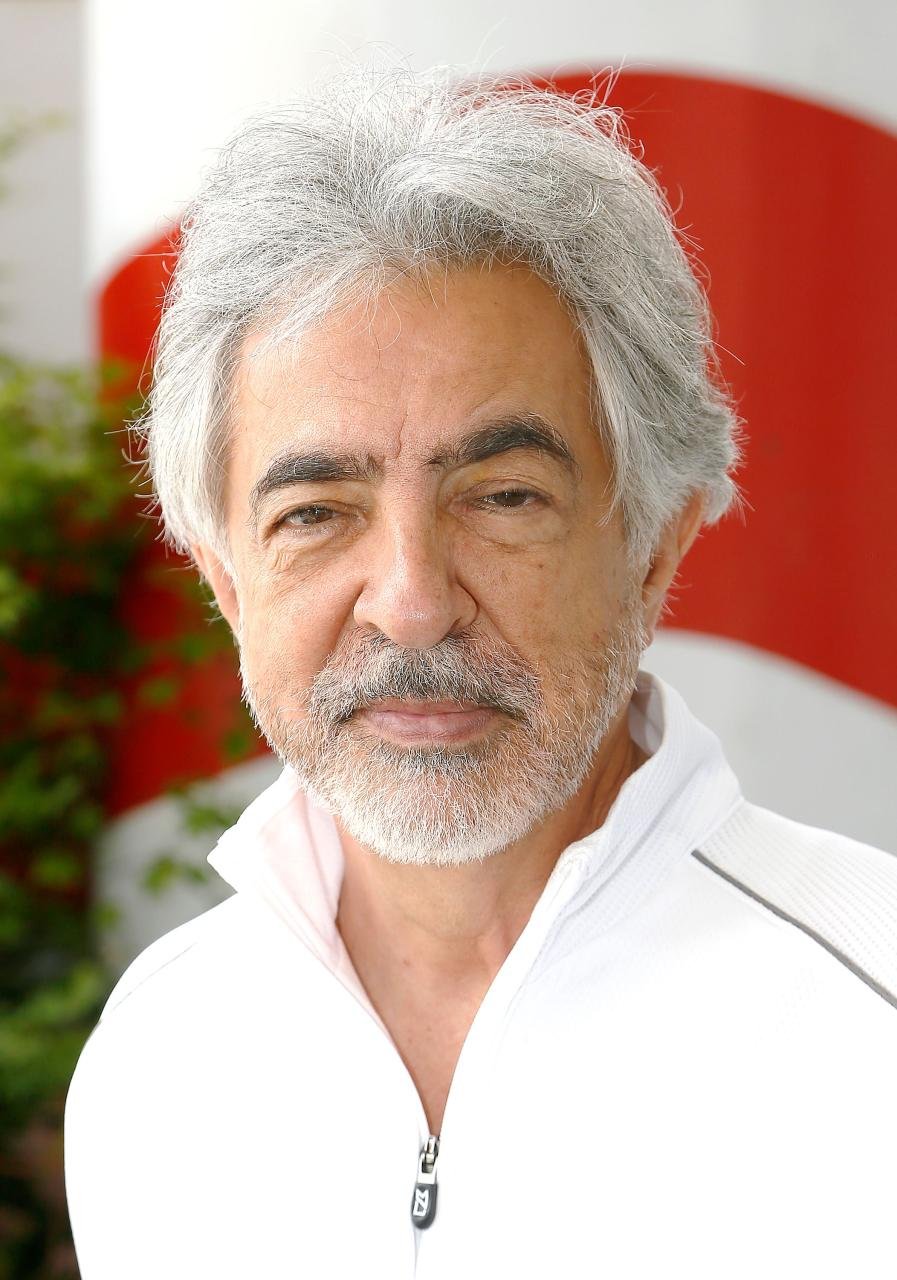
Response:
[411, 1133, 440, 1228]
[410, 852, 589, 1240]
[236, 837, 589, 1245]
[244, 871, 440, 1236]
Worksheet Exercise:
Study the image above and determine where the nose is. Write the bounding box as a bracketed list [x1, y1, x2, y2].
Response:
[352, 507, 477, 649]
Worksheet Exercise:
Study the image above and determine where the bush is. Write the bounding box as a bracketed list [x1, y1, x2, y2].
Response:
[0, 353, 144, 1278]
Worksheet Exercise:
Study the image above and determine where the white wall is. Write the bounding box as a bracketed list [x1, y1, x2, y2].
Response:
[0, 0, 85, 362]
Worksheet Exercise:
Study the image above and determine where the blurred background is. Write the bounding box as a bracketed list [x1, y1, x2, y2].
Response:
[1, 0, 896, 1274]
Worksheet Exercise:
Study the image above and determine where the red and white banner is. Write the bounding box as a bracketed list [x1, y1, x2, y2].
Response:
[85, 0, 897, 967]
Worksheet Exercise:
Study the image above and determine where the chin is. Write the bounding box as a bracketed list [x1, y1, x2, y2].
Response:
[302, 749, 582, 868]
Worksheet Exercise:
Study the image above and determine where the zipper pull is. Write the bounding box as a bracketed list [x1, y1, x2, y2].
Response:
[410, 1134, 439, 1229]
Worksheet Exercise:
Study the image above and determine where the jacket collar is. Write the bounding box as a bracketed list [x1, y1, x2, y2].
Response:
[544, 670, 744, 940]
[207, 670, 743, 966]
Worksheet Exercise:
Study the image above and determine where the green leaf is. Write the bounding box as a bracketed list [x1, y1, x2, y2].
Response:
[138, 674, 180, 707]
[90, 900, 122, 932]
[141, 854, 179, 895]
[29, 850, 84, 891]
[181, 800, 241, 835]
[141, 850, 213, 895]
[169, 630, 217, 663]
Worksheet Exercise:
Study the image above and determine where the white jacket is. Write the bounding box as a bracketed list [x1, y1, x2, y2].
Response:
[64, 673, 897, 1279]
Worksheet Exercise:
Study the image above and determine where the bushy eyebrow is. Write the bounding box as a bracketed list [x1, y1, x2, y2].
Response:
[425, 414, 579, 474]
[248, 412, 580, 526]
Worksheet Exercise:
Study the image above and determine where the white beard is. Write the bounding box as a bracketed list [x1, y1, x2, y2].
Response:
[239, 596, 646, 867]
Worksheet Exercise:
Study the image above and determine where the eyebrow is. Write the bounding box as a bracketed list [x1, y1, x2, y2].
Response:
[248, 412, 580, 525]
[427, 415, 579, 475]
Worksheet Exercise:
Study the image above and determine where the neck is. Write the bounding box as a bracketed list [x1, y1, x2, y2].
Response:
[335, 699, 646, 995]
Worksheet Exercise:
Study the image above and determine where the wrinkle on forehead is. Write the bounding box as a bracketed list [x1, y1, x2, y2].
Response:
[226, 262, 607, 509]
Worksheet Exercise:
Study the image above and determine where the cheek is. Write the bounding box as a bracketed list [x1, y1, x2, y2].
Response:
[499, 547, 604, 618]
[470, 553, 579, 664]
[497, 551, 627, 667]
[235, 579, 330, 693]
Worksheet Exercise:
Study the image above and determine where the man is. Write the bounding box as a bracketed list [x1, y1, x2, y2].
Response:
[64, 65, 897, 1279]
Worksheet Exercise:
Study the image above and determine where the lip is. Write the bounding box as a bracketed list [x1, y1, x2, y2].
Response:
[356, 700, 498, 745]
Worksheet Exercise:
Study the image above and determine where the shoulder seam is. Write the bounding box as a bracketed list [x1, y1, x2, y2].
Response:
[691, 848, 897, 1013]
[103, 936, 203, 1021]
[100, 895, 240, 1022]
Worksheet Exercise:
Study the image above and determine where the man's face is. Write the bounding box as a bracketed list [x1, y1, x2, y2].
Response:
[211, 264, 650, 864]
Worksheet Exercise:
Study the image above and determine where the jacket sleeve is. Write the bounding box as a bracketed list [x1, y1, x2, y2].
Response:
[63, 955, 200, 1277]
[64, 1020, 149, 1280]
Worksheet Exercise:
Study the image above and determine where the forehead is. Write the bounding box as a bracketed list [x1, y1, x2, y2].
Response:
[227, 263, 602, 480]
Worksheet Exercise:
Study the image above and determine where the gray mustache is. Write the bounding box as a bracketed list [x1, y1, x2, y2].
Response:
[308, 634, 541, 726]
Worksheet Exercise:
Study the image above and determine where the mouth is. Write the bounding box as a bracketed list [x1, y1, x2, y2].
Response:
[353, 698, 500, 745]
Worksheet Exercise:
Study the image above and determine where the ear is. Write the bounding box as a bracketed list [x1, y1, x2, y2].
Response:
[640, 491, 706, 644]
[191, 543, 240, 634]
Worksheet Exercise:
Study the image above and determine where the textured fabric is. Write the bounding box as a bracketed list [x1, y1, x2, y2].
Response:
[695, 803, 897, 1003]
[63, 673, 897, 1280]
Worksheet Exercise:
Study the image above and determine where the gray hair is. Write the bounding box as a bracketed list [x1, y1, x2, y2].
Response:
[138, 63, 741, 572]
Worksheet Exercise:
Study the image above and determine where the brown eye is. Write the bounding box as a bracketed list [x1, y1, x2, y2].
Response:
[480, 489, 539, 509]
[284, 504, 336, 527]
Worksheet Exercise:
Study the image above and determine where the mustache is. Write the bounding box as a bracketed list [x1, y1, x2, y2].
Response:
[306, 630, 542, 726]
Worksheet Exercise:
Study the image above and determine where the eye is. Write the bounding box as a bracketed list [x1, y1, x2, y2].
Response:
[478, 488, 542, 510]
[281, 504, 336, 528]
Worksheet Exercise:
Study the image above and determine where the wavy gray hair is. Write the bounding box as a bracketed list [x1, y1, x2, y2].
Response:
[138, 63, 741, 572]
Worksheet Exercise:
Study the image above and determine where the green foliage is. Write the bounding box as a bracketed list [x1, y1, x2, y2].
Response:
[0, 353, 145, 1279]
[140, 789, 243, 895]
[0, 354, 255, 1275]
[0, 960, 108, 1128]
[0, 123, 258, 1278]
[0, 353, 141, 1021]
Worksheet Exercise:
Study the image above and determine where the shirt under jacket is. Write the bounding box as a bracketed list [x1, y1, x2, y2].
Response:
[63, 672, 897, 1279]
